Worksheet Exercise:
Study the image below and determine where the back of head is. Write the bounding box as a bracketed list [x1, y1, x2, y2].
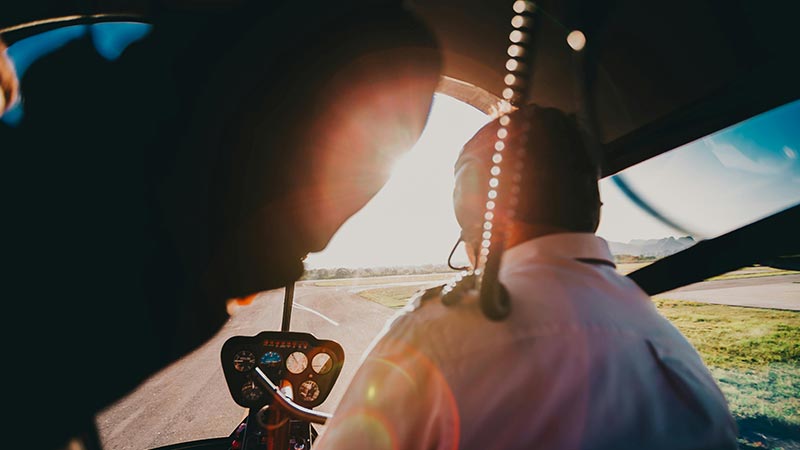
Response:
[453, 104, 601, 244]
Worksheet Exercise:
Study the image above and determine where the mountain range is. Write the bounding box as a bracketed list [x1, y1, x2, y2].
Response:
[608, 236, 696, 258]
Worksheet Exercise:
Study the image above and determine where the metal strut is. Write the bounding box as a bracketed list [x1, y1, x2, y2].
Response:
[281, 282, 295, 332]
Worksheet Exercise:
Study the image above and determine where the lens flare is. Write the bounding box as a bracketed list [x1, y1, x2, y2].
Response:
[567, 30, 587, 51]
[513, 1, 532, 14]
[511, 15, 527, 28]
[321, 339, 461, 449]
[507, 45, 524, 57]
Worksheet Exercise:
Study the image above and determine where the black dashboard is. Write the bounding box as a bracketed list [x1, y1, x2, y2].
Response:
[220, 331, 344, 409]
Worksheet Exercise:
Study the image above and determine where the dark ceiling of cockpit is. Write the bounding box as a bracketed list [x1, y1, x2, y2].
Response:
[3, 0, 798, 174]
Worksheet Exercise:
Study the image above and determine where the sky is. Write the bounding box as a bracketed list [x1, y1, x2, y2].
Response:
[305, 94, 695, 269]
[304, 95, 491, 269]
[306, 96, 800, 269]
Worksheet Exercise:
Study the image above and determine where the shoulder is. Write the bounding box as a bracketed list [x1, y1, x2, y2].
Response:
[404, 283, 446, 311]
[375, 283, 453, 346]
[382, 281, 482, 345]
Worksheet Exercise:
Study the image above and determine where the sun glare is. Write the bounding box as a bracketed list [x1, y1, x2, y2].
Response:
[304, 94, 491, 269]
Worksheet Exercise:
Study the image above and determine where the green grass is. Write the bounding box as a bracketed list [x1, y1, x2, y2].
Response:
[707, 268, 798, 281]
[654, 299, 800, 436]
[358, 284, 433, 309]
[653, 299, 800, 369]
[710, 365, 799, 426]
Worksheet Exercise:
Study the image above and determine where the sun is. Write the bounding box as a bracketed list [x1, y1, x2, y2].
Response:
[304, 94, 491, 269]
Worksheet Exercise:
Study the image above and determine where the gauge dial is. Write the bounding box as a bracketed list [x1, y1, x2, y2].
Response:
[233, 350, 256, 372]
[260, 351, 282, 367]
[298, 380, 320, 402]
[312, 352, 333, 374]
[286, 351, 308, 374]
[241, 381, 263, 402]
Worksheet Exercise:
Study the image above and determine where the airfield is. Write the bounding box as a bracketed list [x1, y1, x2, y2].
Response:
[96, 266, 798, 449]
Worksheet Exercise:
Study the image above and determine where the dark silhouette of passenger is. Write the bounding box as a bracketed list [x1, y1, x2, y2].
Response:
[2, 2, 441, 448]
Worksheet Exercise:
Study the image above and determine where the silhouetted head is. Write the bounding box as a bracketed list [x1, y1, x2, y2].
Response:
[454, 104, 601, 248]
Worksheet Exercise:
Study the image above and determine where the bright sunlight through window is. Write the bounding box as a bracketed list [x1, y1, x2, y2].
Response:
[304, 94, 686, 270]
[304, 94, 490, 269]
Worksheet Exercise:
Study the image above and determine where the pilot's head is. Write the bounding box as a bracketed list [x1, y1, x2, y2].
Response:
[453, 104, 601, 255]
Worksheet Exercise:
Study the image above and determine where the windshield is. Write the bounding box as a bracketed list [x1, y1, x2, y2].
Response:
[607, 99, 800, 240]
[2, 21, 151, 126]
[7, 20, 784, 442]
[6, 13, 796, 450]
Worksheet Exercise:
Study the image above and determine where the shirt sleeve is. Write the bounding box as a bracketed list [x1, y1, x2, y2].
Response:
[314, 311, 460, 450]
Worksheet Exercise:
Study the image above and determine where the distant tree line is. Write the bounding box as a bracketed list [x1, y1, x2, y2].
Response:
[304, 256, 658, 280]
[301, 264, 457, 280]
[614, 254, 658, 263]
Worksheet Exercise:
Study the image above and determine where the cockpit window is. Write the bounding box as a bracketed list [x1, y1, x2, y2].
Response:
[2, 21, 151, 126]
[604, 99, 800, 240]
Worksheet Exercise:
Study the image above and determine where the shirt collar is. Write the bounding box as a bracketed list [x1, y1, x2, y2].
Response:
[501, 233, 615, 268]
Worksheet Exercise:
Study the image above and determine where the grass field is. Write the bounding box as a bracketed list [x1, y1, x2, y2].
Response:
[654, 299, 800, 449]
[707, 267, 798, 281]
[358, 285, 432, 308]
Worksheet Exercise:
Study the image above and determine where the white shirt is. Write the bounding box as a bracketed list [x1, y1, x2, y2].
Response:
[316, 233, 738, 450]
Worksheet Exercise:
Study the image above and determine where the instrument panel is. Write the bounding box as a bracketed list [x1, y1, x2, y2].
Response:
[221, 331, 344, 409]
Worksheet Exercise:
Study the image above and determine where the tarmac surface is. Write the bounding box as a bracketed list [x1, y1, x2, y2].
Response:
[96, 286, 393, 450]
[663, 274, 800, 311]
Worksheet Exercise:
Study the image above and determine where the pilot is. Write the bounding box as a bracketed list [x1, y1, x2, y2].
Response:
[316, 105, 739, 449]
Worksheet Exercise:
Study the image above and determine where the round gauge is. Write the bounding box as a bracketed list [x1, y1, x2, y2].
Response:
[298, 380, 320, 402]
[233, 350, 256, 372]
[286, 351, 308, 374]
[260, 351, 282, 367]
[240, 381, 263, 402]
[312, 352, 333, 374]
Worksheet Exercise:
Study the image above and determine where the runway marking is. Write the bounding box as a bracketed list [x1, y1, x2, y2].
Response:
[293, 302, 340, 326]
